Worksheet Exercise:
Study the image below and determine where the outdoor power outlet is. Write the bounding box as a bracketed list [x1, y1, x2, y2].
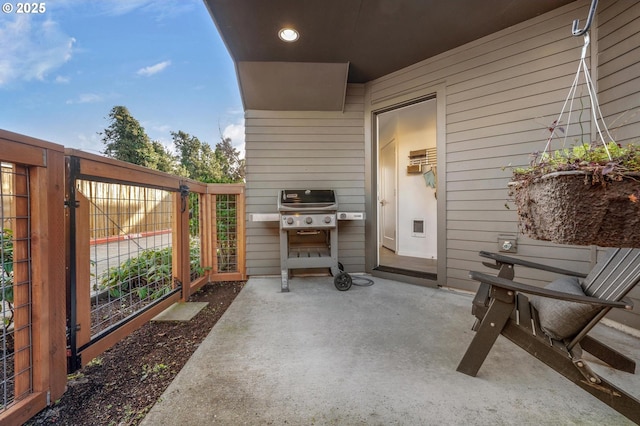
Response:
[498, 234, 518, 253]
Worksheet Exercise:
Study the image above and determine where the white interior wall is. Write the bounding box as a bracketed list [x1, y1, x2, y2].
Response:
[378, 100, 438, 259]
[396, 100, 437, 259]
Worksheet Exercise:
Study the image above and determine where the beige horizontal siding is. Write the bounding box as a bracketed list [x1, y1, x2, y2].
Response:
[245, 84, 366, 276]
[241, 0, 639, 329]
[596, 0, 640, 329]
[368, 1, 596, 293]
[598, 1, 640, 149]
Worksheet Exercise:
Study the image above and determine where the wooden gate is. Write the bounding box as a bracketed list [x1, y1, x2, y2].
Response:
[64, 150, 245, 372]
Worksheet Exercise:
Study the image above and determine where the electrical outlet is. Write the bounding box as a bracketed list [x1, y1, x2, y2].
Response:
[498, 234, 517, 253]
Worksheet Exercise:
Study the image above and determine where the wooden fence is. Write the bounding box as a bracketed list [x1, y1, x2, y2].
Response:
[0, 130, 67, 426]
[77, 180, 174, 240]
[0, 131, 245, 425]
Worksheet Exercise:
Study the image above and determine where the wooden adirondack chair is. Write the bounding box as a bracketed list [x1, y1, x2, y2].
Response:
[457, 248, 640, 423]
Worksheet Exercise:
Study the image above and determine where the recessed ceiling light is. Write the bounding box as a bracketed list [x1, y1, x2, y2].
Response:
[278, 28, 299, 42]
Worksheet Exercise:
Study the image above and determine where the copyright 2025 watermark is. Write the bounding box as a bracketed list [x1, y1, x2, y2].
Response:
[3, 2, 47, 13]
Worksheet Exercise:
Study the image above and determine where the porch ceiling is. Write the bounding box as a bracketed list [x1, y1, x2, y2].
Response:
[204, 0, 577, 110]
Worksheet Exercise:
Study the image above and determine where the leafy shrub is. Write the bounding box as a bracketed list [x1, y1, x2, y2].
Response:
[98, 238, 206, 299]
[1, 228, 13, 303]
[99, 246, 171, 298]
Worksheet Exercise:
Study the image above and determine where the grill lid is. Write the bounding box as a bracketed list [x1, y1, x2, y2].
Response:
[278, 189, 337, 211]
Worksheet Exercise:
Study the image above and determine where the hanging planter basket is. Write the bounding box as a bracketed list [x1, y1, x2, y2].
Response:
[509, 7, 640, 248]
[511, 171, 640, 247]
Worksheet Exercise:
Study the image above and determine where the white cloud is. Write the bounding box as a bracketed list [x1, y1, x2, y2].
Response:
[101, 0, 157, 16]
[66, 93, 103, 104]
[96, 0, 196, 19]
[137, 60, 171, 77]
[157, 138, 177, 155]
[55, 75, 71, 84]
[76, 132, 103, 154]
[0, 15, 75, 87]
[152, 124, 172, 133]
[222, 119, 246, 159]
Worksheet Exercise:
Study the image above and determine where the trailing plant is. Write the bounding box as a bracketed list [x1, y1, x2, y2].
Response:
[513, 141, 640, 186]
[189, 238, 210, 279]
[1, 228, 14, 328]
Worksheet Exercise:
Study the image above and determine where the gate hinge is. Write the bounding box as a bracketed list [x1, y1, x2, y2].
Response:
[64, 200, 80, 208]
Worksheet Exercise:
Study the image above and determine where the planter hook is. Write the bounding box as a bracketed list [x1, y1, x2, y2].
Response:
[541, 0, 614, 163]
[572, 0, 598, 36]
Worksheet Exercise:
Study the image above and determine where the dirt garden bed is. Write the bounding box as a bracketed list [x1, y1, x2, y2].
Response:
[26, 280, 244, 426]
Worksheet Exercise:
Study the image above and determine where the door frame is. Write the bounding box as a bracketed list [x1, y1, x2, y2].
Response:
[364, 83, 447, 287]
[379, 137, 397, 252]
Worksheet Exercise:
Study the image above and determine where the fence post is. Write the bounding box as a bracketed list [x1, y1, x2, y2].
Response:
[173, 184, 191, 301]
[211, 194, 219, 274]
[237, 186, 246, 280]
[74, 192, 91, 350]
[30, 149, 67, 402]
[65, 156, 82, 372]
[200, 193, 213, 280]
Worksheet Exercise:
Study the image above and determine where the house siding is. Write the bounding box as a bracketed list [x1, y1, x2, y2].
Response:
[596, 0, 640, 328]
[242, 0, 640, 330]
[366, 0, 597, 292]
[244, 84, 366, 276]
[361, 0, 639, 329]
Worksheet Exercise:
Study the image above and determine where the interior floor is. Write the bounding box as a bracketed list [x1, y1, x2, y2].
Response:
[378, 246, 437, 275]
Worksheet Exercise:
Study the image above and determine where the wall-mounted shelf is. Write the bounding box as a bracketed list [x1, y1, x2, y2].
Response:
[407, 147, 437, 173]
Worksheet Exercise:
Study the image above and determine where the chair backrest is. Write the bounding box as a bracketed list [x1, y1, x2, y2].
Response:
[583, 248, 640, 301]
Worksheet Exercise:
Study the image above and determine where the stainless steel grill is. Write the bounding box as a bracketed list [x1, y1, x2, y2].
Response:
[277, 189, 350, 292]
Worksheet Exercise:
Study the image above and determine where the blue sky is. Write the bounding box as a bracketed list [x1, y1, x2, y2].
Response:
[0, 0, 245, 156]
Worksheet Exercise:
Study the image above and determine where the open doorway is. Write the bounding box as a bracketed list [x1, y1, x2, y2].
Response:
[376, 98, 437, 278]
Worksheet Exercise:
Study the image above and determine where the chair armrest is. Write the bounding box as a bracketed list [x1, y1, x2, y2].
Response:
[469, 271, 631, 310]
[479, 251, 589, 278]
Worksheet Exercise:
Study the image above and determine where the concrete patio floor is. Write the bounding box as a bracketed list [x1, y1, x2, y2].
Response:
[141, 275, 640, 425]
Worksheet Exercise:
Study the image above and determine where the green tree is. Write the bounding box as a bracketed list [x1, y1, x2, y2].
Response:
[100, 106, 176, 173]
[149, 140, 177, 173]
[99, 106, 244, 183]
[100, 106, 156, 167]
[215, 136, 245, 183]
[171, 131, 224, 182]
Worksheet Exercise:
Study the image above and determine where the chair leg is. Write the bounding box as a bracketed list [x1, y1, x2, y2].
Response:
[581, 335, 636, 374]
[500, 319, 640, 424]
[457, 293, 514, 377]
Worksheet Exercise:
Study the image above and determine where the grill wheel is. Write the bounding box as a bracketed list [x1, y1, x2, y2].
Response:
[334, 272, 352, 291]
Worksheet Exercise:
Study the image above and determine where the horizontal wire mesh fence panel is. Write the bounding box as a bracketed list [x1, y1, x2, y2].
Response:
[1, 162, 32, 412]
[216, 194, 239, 273]
[78, 180, 175, 337]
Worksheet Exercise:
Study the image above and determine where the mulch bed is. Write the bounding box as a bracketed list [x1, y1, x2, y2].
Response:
[26, 280, 244, 426]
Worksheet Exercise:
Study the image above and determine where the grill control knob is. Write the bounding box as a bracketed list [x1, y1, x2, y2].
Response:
[324, 216, 332, 224]
[286, 217, 294, 225]
[305, 216, 313, 224]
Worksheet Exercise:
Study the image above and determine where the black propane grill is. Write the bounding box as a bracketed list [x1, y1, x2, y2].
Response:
[278, 189, 352, 292]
